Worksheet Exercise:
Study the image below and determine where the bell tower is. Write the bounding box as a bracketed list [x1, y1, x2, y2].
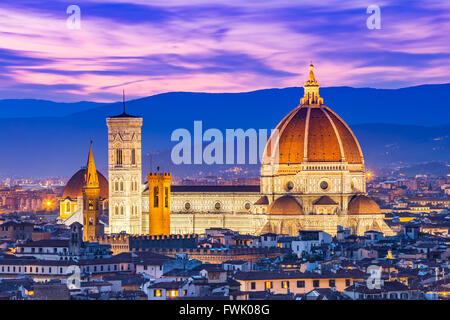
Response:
[107, 92, 143, 234]
[148, 172, 171, 235]
[82, 142, 103, 241]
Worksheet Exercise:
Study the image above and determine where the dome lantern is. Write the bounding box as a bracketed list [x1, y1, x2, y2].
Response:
[300, 61, 323, 105]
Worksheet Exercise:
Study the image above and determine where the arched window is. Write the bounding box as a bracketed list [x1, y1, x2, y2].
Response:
[120, 181, 124, 191]
[154, 187, 159, 208]
[120, 206, 124, 215]
[115, 181, 119, 191]
[115, 206, 119, 215]
[65, 202, 70, 213]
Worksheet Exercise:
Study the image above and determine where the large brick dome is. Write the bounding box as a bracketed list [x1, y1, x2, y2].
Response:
[263, 63, 363, 166]
[264, 104, 363, 165]
[62, 168, 109, 199]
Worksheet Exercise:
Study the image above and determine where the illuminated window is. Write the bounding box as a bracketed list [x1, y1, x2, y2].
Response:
[169, 290, 178, 297]
[265, 281, 273, 289]
[154, 289, 161, 297]
[282, 281, 289, 289]
[65, 202, 70, 213]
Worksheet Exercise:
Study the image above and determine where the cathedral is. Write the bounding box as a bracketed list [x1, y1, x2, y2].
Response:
[59, 63, 395, 237]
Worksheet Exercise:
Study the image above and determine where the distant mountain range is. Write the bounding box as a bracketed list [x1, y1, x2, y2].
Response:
[0, 84, 449, 178]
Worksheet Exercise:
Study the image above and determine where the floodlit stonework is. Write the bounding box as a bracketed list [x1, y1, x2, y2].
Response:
[62, 64, 395, 237]
[107, 106, 143, 235]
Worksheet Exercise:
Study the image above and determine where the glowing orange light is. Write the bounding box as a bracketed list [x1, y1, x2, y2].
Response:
[366, 172, 373, 178]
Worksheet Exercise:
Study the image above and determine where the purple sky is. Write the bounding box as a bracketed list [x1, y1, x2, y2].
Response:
[0, 0, 449, 102]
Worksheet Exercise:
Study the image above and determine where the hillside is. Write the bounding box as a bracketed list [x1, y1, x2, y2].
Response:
[0, 84, 448, 177]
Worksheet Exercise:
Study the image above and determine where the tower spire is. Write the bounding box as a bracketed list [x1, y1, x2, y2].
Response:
[85, 141, 99, 189]
[300, 61, 323, 105]
[82, 141, 102, 241]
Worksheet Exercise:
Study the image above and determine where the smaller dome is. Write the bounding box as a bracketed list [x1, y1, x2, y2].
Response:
[267, 195, 304, 215]
[62, 168, 109, 199]
[348, 195, 381, 215]
[313, 195, 337, 205]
